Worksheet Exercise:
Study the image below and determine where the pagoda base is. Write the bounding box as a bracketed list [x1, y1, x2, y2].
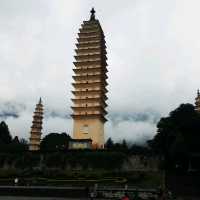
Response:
[29, 145, 40, 151]
[73, 118, 104, 149]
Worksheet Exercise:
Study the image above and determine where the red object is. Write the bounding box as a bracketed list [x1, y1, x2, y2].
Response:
[122, 196, 129, 200]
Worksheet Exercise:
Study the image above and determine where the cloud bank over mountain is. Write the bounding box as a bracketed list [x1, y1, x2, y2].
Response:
[0, 0, 199, 143]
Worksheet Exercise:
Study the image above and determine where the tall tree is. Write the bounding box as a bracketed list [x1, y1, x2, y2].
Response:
[122, 139, 128, 150]
[12, 136, 20, 144]
[149, 104, 200, 170]
[40, 132, 71, 151]
[0, 121, 12, 144]
[8, 136, 28, 152]
[105, 137, 114, 149]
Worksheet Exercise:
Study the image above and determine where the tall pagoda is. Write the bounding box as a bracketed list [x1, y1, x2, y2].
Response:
[195, 89, 200, 113]
[29, 98, 44, 151]
[71, 8, 108, 148]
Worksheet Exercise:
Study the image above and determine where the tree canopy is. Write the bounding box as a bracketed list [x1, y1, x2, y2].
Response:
[40, 132, 71, 151]
[0, 121, 28, 152]
[149, 103, 200, 170]
[0, 121, 12, 144]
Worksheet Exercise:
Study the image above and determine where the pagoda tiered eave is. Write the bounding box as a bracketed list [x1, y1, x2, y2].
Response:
[73, 60, 107, 67]
[72, 90, 108, 97]
[79, 26, 99, 32]
[71, 113, 107, 122]
[76, 41, 106, 49]
[73, 67, 108, 74]
[71, 98, 107, 106]
[71, 105, 107, 111]
[72, 81, 108, 87]
[72, 74, 108, 81]
[78, 29, 100, 35]
[75, 55, 107, 61]
[72, 87, 108, 94]
[75, 47, 102, 54]
[77, 36, 103, 43]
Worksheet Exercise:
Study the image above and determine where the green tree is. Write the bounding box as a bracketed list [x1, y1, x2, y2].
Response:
[8, 136, 28, 153]
[40, 132, 71, 151]
[105, 137, 114, 149]
[12, 136, 20, 144]
[130, 144, 150, 155]
[0, 121, 12, 144]
[113, 139, 128, 152]
[149, 104, 200, 170]
[122, 139, 128, 150]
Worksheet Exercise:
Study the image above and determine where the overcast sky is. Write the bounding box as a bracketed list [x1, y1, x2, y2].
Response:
[0, 0, 200, 144]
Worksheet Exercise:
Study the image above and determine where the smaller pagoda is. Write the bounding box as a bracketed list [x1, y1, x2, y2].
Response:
[195, 89, 200, 113]
[29, 98, 44, 151]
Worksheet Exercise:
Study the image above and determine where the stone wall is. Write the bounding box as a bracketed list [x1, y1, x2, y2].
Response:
[0, 152, 160, 172]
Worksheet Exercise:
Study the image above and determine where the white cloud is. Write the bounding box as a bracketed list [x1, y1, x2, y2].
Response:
[0, 0, 199, 143]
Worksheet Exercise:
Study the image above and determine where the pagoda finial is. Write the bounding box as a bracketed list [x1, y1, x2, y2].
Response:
[39, 97, 42, 104]
[90, 8, 96, 20]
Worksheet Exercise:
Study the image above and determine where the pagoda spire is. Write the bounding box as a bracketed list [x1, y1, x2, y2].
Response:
[90, 8, 96, 20]
[195, 89, 200, 113]
[29, 98, 44, 151]
[39, 97, 42, 104]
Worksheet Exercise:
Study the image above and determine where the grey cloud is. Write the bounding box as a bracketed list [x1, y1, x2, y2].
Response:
[108, 111, 160, 126]
[0, 112, 18, 119]
[45, 110, 71, 119]
[105, 111, 159, 144]
[0, 102, 26, 119]
[0, 0, 199, 143]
